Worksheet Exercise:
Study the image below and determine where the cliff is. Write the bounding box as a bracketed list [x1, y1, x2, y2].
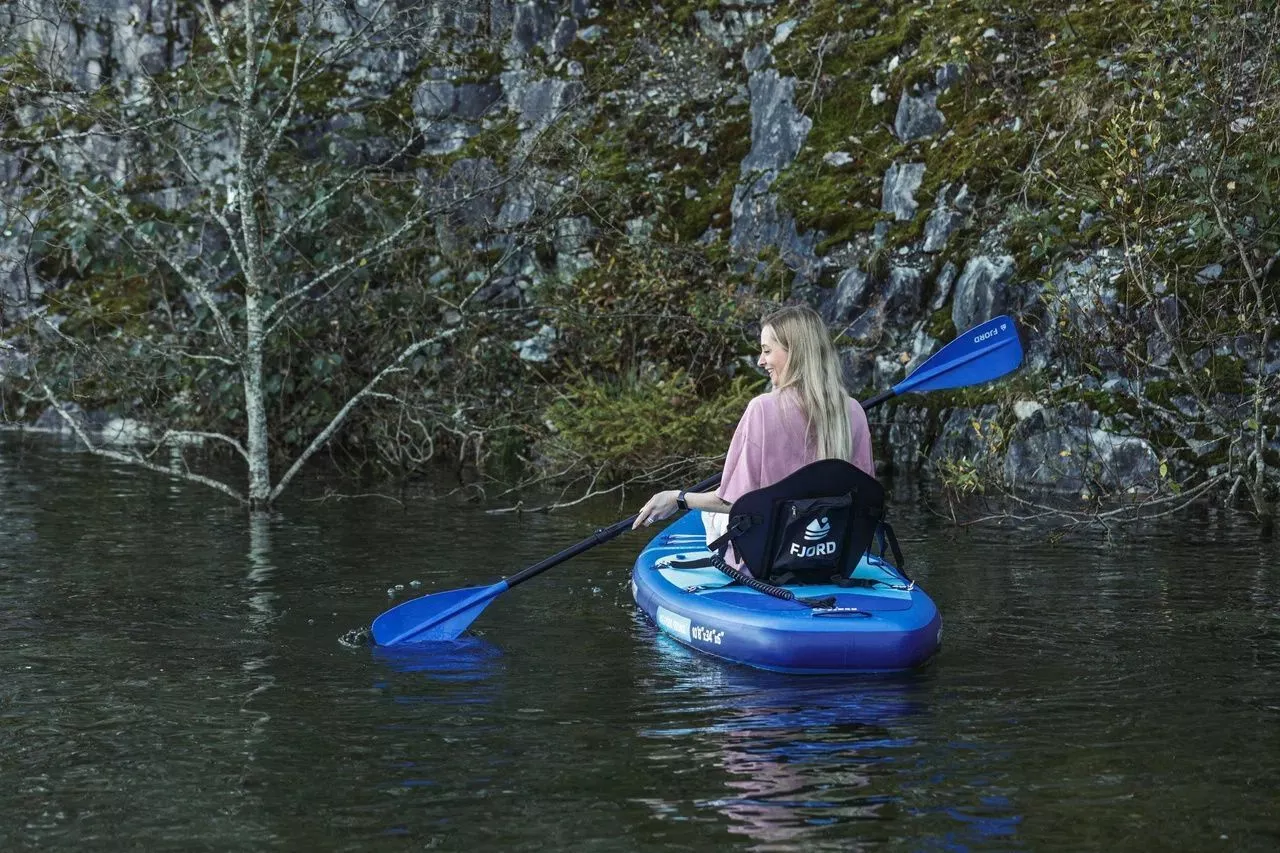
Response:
[1, 0, 1276, 517]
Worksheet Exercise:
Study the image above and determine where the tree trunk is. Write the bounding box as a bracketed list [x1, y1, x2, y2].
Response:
[237, 10, 271, 510]
[243, 293, 271, 509]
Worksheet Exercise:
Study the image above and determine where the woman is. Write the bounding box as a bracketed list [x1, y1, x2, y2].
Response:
[632, 305, 875, 554]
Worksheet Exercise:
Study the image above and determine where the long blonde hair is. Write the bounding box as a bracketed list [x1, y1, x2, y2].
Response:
[761, 305, 853, 461]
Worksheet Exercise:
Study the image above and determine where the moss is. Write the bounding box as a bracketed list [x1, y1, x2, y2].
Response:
[921, 101, 1032, 200]
[667, 1, 720, 28]
[579, 76, 750, 238]
[671, 169, 735, 242]
[665, 111, 751, 241]
[766, 1, 936, 244]
[1077, 389, 1141, 419]
[774, 1, 911, 79]
[926, 306, 956, 342]
[774, 123, 901, 246]
[813, 208, 888, 255]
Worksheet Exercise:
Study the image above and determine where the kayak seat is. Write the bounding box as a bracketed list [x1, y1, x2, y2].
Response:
[709, 459, 907, 588]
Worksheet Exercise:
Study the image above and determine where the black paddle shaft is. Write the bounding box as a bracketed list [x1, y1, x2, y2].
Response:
[503, 472, 723, 589]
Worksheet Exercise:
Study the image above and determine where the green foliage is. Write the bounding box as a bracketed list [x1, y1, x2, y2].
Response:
[541, 242, 757, 380]
[933, 455, 985, 495]
[543, 371, 760, 480]
[525, 239, 768, 483]
[932, 416, 1007, 496]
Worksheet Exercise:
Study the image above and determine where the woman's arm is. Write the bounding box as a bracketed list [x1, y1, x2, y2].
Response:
[633, 396, 762, 530]
[687, 489, 732, 513]
[631, 488, 731, 530]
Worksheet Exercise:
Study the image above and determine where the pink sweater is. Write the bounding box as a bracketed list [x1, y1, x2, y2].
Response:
[717, 391, 874, 505]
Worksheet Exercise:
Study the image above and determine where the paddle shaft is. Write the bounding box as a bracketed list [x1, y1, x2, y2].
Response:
[861, 389, 895, 409]
[503, 471, 723, 589]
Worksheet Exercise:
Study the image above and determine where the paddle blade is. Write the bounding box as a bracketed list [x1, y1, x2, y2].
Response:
[895, 315, 1023, 396]
[371, 581, 509, 646]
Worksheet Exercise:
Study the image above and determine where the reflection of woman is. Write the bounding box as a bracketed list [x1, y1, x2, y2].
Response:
[712, 720, 879, 845]
[634, 671, 913, 845]
[632, 305, 874, 569]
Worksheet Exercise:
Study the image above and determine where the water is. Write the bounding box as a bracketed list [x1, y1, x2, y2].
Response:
[2, 434, 1278, 851]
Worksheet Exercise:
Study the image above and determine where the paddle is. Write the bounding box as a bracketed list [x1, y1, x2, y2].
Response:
[371, 314, 1023, 646]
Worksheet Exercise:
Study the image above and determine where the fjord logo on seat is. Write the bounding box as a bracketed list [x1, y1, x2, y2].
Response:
[804, 517, 831, 541]
[791, 516, 836, 557]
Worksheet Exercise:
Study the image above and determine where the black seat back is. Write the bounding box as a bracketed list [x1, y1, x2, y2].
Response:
[712, 459, 894, 585]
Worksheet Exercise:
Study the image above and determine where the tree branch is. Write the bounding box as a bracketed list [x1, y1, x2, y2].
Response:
[156, 429, 249, 461]
[41, 385, 247, 503]
[75, 183, 242, 358]
[268, 324, 467, 502]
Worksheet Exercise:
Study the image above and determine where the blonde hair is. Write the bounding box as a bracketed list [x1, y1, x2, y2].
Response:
[761, 305, 853, 462]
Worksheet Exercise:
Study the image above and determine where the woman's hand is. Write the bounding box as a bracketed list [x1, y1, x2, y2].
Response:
[632, 489, 680, 530]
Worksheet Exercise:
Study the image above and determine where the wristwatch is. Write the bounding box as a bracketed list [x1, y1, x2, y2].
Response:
[676, 490, 689, 511]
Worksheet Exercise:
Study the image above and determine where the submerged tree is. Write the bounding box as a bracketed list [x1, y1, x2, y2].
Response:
[1, 0, 582, 507]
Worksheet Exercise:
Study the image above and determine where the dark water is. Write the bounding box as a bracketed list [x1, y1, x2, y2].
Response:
[2, 435, 1278, 852]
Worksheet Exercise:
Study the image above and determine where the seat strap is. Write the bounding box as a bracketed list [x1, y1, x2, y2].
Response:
[705, 513, 758, 555]
[875, 520, 912, 583]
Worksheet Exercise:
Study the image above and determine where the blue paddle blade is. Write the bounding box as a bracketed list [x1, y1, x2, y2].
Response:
[371, 581, 509, 646]
[894, 315, 1023, 395]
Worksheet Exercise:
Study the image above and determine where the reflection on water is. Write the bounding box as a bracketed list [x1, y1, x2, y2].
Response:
[635, 628, 956, 849]
[372, 637, 504, 685]
[243, 513, 277, 743]
[628, 635, 1038, 852]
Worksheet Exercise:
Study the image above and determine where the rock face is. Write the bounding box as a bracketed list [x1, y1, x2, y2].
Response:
[740, 69, 812, 175]
[923, 185, 968, 253]
[952, 256, 1015, 336]
[827, 268, 872, 324]
[928, 405, 1002, 469]
[882, 163, 927, 222]
[3, 0, 1273, 504]
[413, 79, 504, 154]
[1002, 407, 1161, 495]
[730, 57, 822, 285]
[895, 90, 946, 141]
[886, 405, 933, 475]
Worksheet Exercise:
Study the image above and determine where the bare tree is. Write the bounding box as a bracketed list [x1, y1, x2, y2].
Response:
[1, 0, 578, 507]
